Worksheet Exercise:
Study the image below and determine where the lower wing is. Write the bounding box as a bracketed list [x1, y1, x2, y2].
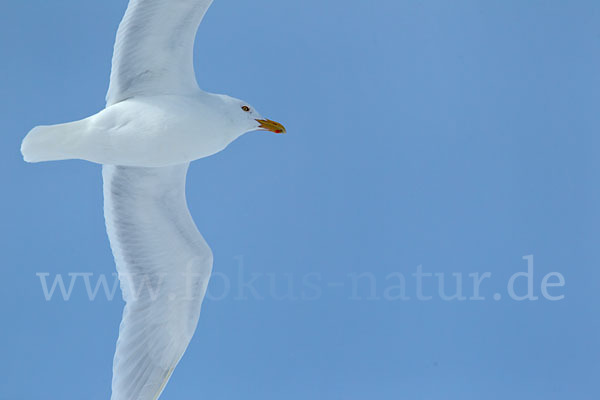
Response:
[103, 163, 213, 400]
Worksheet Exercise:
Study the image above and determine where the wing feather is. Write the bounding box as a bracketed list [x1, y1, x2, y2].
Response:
[103, 164, 213, 400]
[106, 0, 214, 105]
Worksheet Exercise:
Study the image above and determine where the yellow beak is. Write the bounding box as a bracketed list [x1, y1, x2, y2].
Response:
[256, 119, 286, 134]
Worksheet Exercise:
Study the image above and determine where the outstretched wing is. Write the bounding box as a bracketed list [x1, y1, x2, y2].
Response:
[106, 0, 214, 106]
[103, 164, 213, 400]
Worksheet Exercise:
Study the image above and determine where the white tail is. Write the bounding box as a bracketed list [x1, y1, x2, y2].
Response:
[21, 119, 88, 163]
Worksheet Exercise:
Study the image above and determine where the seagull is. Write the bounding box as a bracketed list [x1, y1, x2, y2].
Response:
[21, 0, 285, 399]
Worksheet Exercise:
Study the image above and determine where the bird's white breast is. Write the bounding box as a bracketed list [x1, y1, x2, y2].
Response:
[79, 93, 239, 167]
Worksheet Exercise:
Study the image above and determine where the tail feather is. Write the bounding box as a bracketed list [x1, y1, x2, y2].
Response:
[21, 119, 87, 163]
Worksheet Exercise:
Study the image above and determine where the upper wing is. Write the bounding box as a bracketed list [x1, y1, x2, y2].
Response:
[106, 0, 214, 106]
[103, 164, 213, 400]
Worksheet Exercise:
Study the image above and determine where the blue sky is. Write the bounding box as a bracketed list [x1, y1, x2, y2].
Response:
[1, 0, 599, 399]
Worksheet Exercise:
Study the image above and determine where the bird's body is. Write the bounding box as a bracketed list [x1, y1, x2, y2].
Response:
[23, 91, 257, 166]
[21, 0, 285, 399]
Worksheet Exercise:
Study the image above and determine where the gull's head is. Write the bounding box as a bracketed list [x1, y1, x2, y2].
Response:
[218, 95, 286, 136]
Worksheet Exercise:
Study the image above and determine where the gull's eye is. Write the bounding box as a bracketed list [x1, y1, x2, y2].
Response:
[241, 106, 250, 112]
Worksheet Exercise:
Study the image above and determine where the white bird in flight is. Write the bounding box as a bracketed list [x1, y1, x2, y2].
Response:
[21, 0, 285, 399]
